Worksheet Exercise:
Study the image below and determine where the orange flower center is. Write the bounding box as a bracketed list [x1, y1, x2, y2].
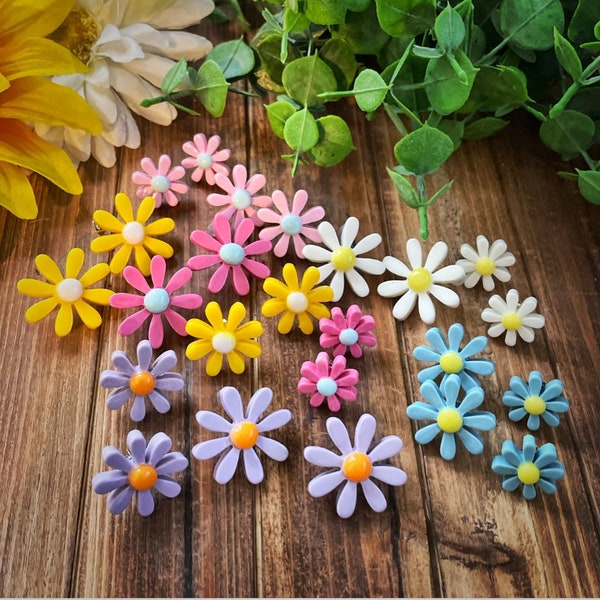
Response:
[229, 421, 259, 449]
[128, 464, 158, 491]
[129, 371, 156, 395]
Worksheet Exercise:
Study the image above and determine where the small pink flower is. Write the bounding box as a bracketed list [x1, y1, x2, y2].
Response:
[181, 133, 231, 185]
[298, 352, 359, 412]
[207, 164, 273, 227]
[319, 305, 377, 358]
[110, 255, 202, 348]
[132, 154, 188, 208]
[257, 189, 325, 257]
[187, 214, 271, 296]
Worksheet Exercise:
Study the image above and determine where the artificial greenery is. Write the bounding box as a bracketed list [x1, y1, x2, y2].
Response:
[144, 0, 600, 238]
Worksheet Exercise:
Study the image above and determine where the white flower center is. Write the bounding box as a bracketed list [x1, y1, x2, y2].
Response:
[56, 278, 83, 302]
[286, 292, 309, 313]
[143, 288, 170, 313]
[317, 377, 338, 397]
[122, 221, 146, 245]
[219, 243, 246, 265]
[339, 328, 359, 346]
[151, 175, 171, 193]
[212, 332, 237, 354]
[280, 214, 303, 235]
[196, 152, 213, 169]
[232, 189, 252, 210]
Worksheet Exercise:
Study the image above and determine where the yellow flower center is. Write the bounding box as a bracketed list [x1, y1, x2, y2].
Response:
[286, 291, 309, 313]
[342, 451, 372, 482]
[437, 407, 463, 433]
[439, 351, 463, 374]
[122, 221, 146, 245]
[524, 395, 546, 415]
[501, 312, 522, 331]
[129, 371, 156, 396]
[212, 332, 237, 354]
[517, 462, 540, 485]
[331, 247, 356, 272]
[55, 278, 83, 303]
[229, 421, 259, 449]
[128, 464, 158, 491]
[475, 257, 496, 276]
[407, 267, 432, 292]
[49, 8, 100, 65]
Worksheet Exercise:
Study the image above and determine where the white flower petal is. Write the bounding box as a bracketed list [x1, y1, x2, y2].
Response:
[340, 217, 360, 247]
[213, 447, 241, 484]
[494, 267, 512, 282]
[256, 436, 289, 461]
[517, 325, 536, 343]
[481, 308, 502, 323]
[196, 410, 232, 433]
[329, 270, 346, 302]
[517, 296, 538, 316]
[243, 448, 264, 484]
[460, 244, 479, 262]
[304, 446, 343, 468]
[345, 269, 369, 297]
[361, 478, 387, 512]
[371, 465, 407, 486]
[154, 31, 213, 60]
[326, 417, 352, 454]
[482, 275, 495, 291]
[488, 294, 508, 314]
[432, 265, 464, 283]
[354, 257, 385, 275]
[302, 245, 332, 263]
[424, 241, 448, 272]
[382, 255, 410, 277]
[392, 290, 417, 320]
[92, 135, 118, 168]
[417, 292, 436, 324]
[487, 322, 506, 337]
[352, 232, 381, 255]
[506, 289, 520, 311]
[476, 235, 490, 257]
[521, 314, 545, 328]
[353, 414, 376, 452]
[124, 54, 178, 89]
[307, 470, 345, 497]
[317, 222, 341, 251]
[368, 435, 403, 462]
[336, 481, 358, 518]
[429, 284, 460, 308]
[463, 271, 481, 288]
[505, 329, 518, 346]
[378, 280, 408, 298]
[192, 436, 231, 460]
[144, 0, 215, 29]
[488, 239, 509, 261]
[405, 238, 423, 268]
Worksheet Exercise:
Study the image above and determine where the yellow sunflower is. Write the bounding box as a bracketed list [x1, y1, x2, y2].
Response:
[186, 302, 263, 376]
[17, 247, 113, 336]
[90, 193, 175, 276]
[0, 0, 102, 219]
[261, 263, 334, 334]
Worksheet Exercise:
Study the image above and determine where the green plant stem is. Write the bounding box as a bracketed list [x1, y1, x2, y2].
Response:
[140, 90, 190, 107]
[384, 103, 408, 136]
[549, 54, 600, 118]
[523, 103, 547, 122]
[416, 174, 429, 239]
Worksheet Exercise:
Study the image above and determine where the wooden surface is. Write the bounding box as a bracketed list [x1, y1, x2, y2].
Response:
[1, 16, 600, 599]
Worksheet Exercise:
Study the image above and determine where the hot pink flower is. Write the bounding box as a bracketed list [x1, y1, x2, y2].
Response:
[319, 305, 377, 358]
[110, 255, 202, 348]
[207, 164, 272, 227]
[132, 154, 188, 208]
[187, 214, 272, 296]
[298, 352, 359, 412]
[181, 133, 231, 185]
[257, 189, 325, 258]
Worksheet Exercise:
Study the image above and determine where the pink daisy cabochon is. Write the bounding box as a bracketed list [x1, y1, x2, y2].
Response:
[132, 154, 188, 208]
[181, 133, 231, 185]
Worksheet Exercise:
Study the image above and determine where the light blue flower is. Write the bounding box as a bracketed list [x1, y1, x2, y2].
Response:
[502, 370, 569, 431]
[413, 323, 495, 391]
[491, 434, 565, 500]
[406, 374, 496, 460]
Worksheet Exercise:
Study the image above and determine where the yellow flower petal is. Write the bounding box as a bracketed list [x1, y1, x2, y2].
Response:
[261, 298, 286, 318]
[79, 262, 110, 287]
[263, 277, 289, 300]
[142, 237, 174, 259]
[235, 340, 262, 359]
[109, 245, 132, 274]
[282, 263, 299, 290]
[297, 311, 315, 335]
[65, 248, 84, 278]
[227, 350, 246, 374]
[206, 351, 224, 376]
[186, 339, 213, 361]
[235, 321, 263, 340]
[307, 303, 331, 321]
[17, 278, 55, 298]
[90, 234, 124, 253]
[92, 210, 124, 233]
[307, 285, 334, 303]
[55, 302, 73, 337]
[133, 245, 152, 276]
[0, 74, 8, 94]
[114, 193, 134, 223]
[25, 297, 58, 323]
[225, 302, 247, 331]
[74, 300, 102, 329]
[301, 266, 322, 292]
[277, 310, 296, 334]
[1, 0, 75, 41]
[82, 288, 113, 305]
[185, 318, 215, 340]
[136, 196, 156, 224]
[205, 302, 224, 330]
[35, 254, 63, 283]
[0, 161, 38, 219]
[144, 218, 175, 236]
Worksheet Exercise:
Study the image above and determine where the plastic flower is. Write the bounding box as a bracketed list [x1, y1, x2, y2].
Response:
[378, 239, 465, 324]
[207, 164, 273, 227]
[502, 370, 569, 431]
[17, 248, 112, 336]
[406, 375, 496, 460]
[36, 0, 213, 168]
[257, 189, 325, 257]
[481, 288, 545, 346]
[298, 352, 359, 412]
[457, 235, 516, 291]
[181, 133, 230, 184]
[185, 302, 263, 376]
[302, 217, 385, 302]
[492, 434, 565, 500]
[304, 413, 407, 519]
[132, 154, 188, 208]
[319, 305, 376, 358]
[192, 386, 291, 484]
[413, 323, 495, 390]
[99, 339, 184, 422]
[110, 255, 202, 348]
[261, 263, 334, 335]
[187, 214, 271, 296]
[91, 193, 175, 275]
[92, 429, 188, 516]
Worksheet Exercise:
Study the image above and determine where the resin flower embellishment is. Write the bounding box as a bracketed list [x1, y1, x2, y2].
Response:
[91, 193, 175, 275]
[298, 352, 359, 412]
[302, 217, 385, 302]
[207, 164, 273, 227]
[187, 214, 271, 296]
[92, 429, 188, 516]
[192, 386, 291, 484]
[304, 414, 407, 518]
[257, 189, 325, 258]
[99, 339, 184, 422]
[406, 375, 496, 460]
[378, 239, 465, 324]
[262, 263, 333, 334]
[185, 302, 263, 376]
[319, 305, 376, 358]
[17, 248, 112, 337]
[492, 434, 565, 500]
[110, 255, 202, 348]
[481, 288, 545, 346]
[181, 133, 231, 184]
[502, 371, 569, 431]
[457, 235, 516, 291]
[413, 323, 495, 391]
[132, 155, 188, 208]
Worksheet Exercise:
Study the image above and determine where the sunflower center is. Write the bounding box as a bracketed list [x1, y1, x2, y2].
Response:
[55, 278, 83, 303]
[128, 464, 158, 491]
[316, 377, 338, 397]
[407, 267, 432, 292]
[129, 371, 156, 395]
[517, 461, 540, 485]
[144, 288, 170, 313]
[286, 291, 309, 313]
[342, 451, 372, 482]
[212, 332, 237, 354]
[339, 328, 359, 346]
[219, 243, 245, 265]
[122, 221, 146, 245]
[524, 395, 546, 415]
[476, 257, 496, 276]
[440, 351, 463, 374]
[232, 189, 252, 210]
[331, 247, 356, 271]
[501, 312, 522, 331]
[196, 152, 213, 169]
[437, 407, 463, 433]
[151, 175, 171, 193]
[49, 8, 100, 65]
[280, 214, 303, 235]
[230, 421, 259, 449]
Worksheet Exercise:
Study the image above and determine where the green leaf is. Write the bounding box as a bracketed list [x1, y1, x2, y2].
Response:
[195, 60, 230, 117]
[581, 41, 600, 52]
[382, 54, 430, 113]
[576, 169, 600, 204]
[500, 0, 565, 51]
[352, 69, 389, 112]
[282, 54, 337, 107]
[460, 65, 528, 113]
[253, 33, 300, 85]
[333, 2, 390, 55]
[436, 118, 464, 149]
[319, 39, 359, 90]
[206, 38, 255, 81]
[412, 45, 445, 59]
[375, 0, 436, 39]
[283, 107, 320, 151]
[557, 171, 579, 181]
[463, 116, 508, 139]
[309, 115, 355, 166]
[539, 109, 595, 155]
[567, 87, 600, 121]
[284, 8, 311, 33]
[161, 59, 188, 94]
[426, 180, 453, 206]
[386, 167, 419, 208]
[305, 0, 347, 24]
[553, 28, 583, 80]
[394, 124, 454, 174]
[568, 0, 600, 46]
[346, 0, 371, 10]
[265, 101, 296, 138]
[435, 3, 466, 52]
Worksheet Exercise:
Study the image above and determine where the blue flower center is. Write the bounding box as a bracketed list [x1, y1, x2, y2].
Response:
[232, 189, 252, 209]
[143, 288, 170, 313]
[196, 152, 213, 169]
[339, 328, 359, 346]
[219, 243, 246, 265]
[151, 175, 170, 193]
[280, 213, 303, 235]
[317, 377, 338, 397]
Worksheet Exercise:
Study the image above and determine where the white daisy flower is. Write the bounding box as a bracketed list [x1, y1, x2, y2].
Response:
[192, 386, 291, 484]
[457, 235, 516, 291]
[481, 288, 545, 346]
[377, 238, 465, 324]
[301, 217, 385, 302]
[304, 413, 407, 519]
[36, 0, 214, 167]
